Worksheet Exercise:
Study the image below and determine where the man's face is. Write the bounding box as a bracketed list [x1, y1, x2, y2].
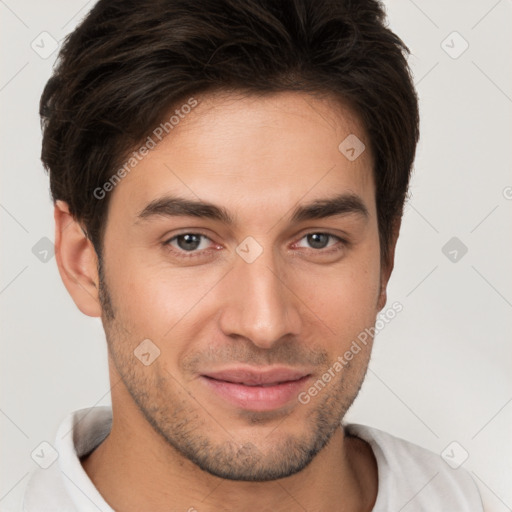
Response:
[98, 91, 386, 481]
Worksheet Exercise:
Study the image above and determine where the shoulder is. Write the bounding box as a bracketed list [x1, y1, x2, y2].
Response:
[344, 423, 485, 512]
[0, 464, 77, 512]
[1, 407, 114, 512]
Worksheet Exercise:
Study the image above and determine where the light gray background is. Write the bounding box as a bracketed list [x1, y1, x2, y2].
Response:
[1, 1, 511, 510]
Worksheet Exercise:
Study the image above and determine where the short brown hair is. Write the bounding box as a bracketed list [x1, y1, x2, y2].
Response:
[40, 0, 419, 268]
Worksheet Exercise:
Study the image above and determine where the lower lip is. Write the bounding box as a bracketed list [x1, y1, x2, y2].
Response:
[200, 375, 311, 411]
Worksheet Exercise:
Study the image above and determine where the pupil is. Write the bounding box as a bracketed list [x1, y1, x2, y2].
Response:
[178, 234, 201, 251]
[308, 233, 328, 249]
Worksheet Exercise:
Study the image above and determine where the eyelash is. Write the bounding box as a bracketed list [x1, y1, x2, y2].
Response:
[163, 232, 347, 259]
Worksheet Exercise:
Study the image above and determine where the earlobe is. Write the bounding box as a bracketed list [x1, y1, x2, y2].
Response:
[377, 216, 402, 312]
[54, 200, 102, 317]
[376, 282, 388, 312]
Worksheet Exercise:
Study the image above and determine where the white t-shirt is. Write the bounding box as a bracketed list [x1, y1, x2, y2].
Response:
[1, 406, 484, 511]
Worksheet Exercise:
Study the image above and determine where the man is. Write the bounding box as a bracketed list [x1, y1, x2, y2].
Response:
[8, 0, 484, 510]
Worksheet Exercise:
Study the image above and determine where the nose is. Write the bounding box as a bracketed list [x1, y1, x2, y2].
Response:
[218, 246, 302, 349]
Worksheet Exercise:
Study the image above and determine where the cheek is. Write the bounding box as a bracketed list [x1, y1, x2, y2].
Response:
[107, 254, 225, 336]
[291, 244, 381, 345]
[105, 230, 381, 355]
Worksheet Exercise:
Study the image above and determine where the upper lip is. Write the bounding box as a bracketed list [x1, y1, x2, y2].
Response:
[201, 366, 311, 386]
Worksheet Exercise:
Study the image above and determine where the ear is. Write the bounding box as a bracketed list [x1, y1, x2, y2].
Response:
[376, 216, 401, 312]
[54, 200, 102, 317]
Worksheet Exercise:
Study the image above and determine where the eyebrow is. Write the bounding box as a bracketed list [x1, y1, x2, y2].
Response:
[135, 192, 369, 225]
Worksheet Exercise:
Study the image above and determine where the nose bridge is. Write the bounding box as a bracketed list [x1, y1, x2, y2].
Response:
[219, 239, 301, 348]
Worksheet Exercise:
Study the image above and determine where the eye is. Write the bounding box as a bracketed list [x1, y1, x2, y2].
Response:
[165, 233, 215, 256]
[163, 231, 346, 260]
[295, 232, 344, 252]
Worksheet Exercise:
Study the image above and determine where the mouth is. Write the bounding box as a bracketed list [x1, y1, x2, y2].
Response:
[199, 367, 312, 411]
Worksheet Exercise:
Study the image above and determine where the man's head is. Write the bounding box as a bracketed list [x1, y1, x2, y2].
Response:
[42, 0, 419, 482]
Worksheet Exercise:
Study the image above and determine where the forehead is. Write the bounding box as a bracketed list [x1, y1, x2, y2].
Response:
[107, 90, 375, 224]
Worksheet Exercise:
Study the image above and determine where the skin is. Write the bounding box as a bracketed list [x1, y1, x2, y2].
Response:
[54, 91, 401, 512]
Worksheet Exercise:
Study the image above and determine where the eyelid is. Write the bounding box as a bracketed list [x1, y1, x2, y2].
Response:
[164, 231, 219, 257]
[293, 232, 344, 247]
[163, 230, 347, 258]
